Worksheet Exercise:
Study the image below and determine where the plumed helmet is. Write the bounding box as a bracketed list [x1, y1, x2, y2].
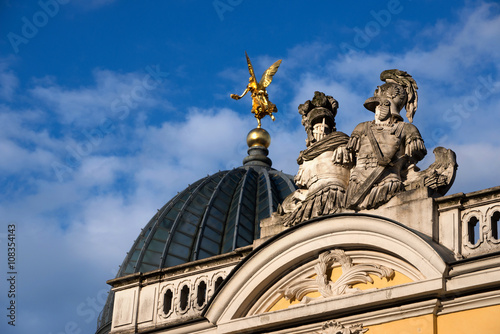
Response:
[364, 69, 418, 123]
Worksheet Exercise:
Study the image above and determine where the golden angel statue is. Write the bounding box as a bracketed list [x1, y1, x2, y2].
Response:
[230, 52, 282, 128]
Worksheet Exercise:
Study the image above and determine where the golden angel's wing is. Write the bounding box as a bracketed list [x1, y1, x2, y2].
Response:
[245, 51, 257, 82]
[259, 59, 282, 88]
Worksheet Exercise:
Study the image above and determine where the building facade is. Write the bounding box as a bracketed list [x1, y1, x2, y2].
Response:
[96, 70, 500, 334]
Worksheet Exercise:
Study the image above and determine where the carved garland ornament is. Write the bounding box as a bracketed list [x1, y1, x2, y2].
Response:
[316, 321, 368, 334]
[279, 249, 394, 303]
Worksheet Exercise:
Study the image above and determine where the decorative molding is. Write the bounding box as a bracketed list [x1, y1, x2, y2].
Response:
[192, 275, 209, 311]
[174, 279, 192, 315]
[316, 321, 368, 334]
[209, 270, 228, 297]
[462, 207, 500, 256]
[485, 205, 500, 245]
[206, 215, 447, 324]
[247, 250, 421, 316]
[280, 249, 394, 303]
[155, 270, 228, 322]
[338, 298, 440, 328]
[157, 284, 175, 319]
[462, 209, 484, 251]
[251, 300, 439, 333]
[439, 290, 500, 315]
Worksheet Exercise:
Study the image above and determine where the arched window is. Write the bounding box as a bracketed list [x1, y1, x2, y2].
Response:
[197, 281, 207, 307]
[163, 289, 173, 314]
[179, 285, 190, 311]
[214, 276, 224, 292]
[491, 211, 500, 240]
[468, 216, 480, 245]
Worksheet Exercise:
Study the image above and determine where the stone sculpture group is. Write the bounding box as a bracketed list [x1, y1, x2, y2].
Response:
[276, 69, 457, 227]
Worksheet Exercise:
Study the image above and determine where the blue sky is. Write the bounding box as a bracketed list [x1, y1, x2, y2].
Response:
[0, 1, 499, 333]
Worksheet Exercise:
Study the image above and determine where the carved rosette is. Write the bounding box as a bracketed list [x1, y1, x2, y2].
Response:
[316, 321, 368, 334]
[279, 249, 394, 303]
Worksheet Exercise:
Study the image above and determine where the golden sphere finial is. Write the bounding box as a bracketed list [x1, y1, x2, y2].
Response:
[246, 128, 271, 148]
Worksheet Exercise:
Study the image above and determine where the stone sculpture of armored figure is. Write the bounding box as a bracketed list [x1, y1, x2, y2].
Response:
[334, 69, 427, 210]
[278, 92, 351, 226]
[263, 70, 457, 232]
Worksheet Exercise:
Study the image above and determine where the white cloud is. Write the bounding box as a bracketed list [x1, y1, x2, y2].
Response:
[66, 194, 155, 266]
[0, 105, 259, 285]
[281, 2, 500, 196]
[0, 139, 54, 173]
[0, 57, 18, 101]
[288, 73, 369, 134]
[448, 142, 500, 194]
[330, 2, 500, 84]
[1, 3, 500, 333]
[0, 69, 18, 101]
[267, 126, 304, 175]
[135, 108, 253, 194]
[29, 69, 167, 127]
[0, 106, 62, 177]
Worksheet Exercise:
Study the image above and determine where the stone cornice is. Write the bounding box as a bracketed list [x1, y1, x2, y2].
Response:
[107, 246, 252, 288]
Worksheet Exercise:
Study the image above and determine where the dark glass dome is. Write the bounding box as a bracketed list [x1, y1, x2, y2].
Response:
[96, 161, 296, 333]
[118, 165, 296, 276]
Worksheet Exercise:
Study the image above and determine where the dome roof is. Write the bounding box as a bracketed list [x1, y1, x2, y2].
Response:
[117, 165, 296, 277]
[95, 127, 298, 333]
[97, 158, 296, 333]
